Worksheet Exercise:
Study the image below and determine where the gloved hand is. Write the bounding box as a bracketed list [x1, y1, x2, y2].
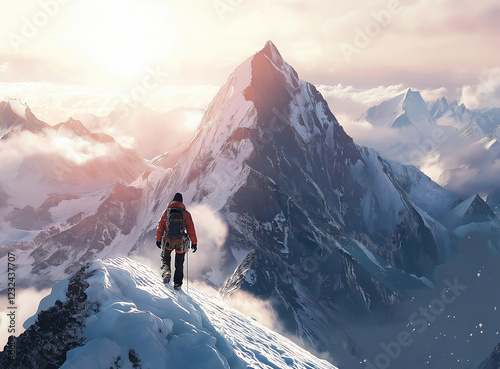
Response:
[156, 241, 161, 249]
[192, 244, 197, 253]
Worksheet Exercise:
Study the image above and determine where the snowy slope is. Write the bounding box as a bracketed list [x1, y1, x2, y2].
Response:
[468, 108, 500, 137]
[381, 157, 459, 218]
[0, 257, 337, 369]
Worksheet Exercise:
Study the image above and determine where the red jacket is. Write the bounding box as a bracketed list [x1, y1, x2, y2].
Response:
[156, 201, 197, 245]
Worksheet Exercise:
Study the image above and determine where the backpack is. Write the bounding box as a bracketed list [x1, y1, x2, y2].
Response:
[165, 207, 185, 247]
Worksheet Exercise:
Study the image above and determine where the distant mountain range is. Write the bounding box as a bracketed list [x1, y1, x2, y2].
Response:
[357, 88, 500, 216]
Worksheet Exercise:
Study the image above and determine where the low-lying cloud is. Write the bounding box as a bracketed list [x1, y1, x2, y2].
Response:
[0, 288, 51, 348]
[460, 68, 500, 110]
[0, 127, 135, 207]
[187, 204, 229, 286]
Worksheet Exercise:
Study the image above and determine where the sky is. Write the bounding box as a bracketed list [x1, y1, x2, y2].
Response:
[0, 0, 499, 124]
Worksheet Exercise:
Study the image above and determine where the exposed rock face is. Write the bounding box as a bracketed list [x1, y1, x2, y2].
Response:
[0, 265, 94, 369]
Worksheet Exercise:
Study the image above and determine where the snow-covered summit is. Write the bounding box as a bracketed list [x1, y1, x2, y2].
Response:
[400, 89, 433, 126]
[169, 40, 349, 209]
[53, 117, 116, 144]
[54, 118, 93, 138]
[429, 96, 451, 120]
[0, 257, 337, 369]
[261, 40, 283, 63]
[450, 194, 498, 228]
[359, 88, 435, 130]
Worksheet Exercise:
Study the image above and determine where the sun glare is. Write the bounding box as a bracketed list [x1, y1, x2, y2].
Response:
[183, 110, 203, 131]
[68, 0, 176, 81]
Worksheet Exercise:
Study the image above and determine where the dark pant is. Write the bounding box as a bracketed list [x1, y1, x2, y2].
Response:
[161, 248, 185, 286]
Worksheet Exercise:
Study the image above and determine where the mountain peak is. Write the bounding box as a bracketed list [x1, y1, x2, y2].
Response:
[1, 99, 49, 135]
[430, 96, 451, 119]
[432, 96, 449, 108]
[402, 88, 425, 104]
[469, 194, 497, 218]
[174, 40, 351, 209]
[361, 88, 433, 129]
[1, 100, 24, 123]
[451, 193, 497, 226]
[259, 40, 284, 65]
[7, 98, 28, 119]
[53, 117, 117, 144]
[401, 88, 427, 110]
[54, 117, 92, 137]
[199, 40, 301, 136]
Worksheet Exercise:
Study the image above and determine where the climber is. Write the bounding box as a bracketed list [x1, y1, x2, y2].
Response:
[156, 192, 197, 290]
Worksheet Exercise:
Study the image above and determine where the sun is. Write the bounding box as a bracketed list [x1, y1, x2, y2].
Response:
[67, 0, 177, 81]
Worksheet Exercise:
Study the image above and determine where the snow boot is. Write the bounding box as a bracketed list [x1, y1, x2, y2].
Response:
[173, 284, 181, 291]
[162, 269, 171, 284]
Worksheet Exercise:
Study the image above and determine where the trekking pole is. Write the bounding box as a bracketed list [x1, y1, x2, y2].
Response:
[186, 240, 190, 296]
